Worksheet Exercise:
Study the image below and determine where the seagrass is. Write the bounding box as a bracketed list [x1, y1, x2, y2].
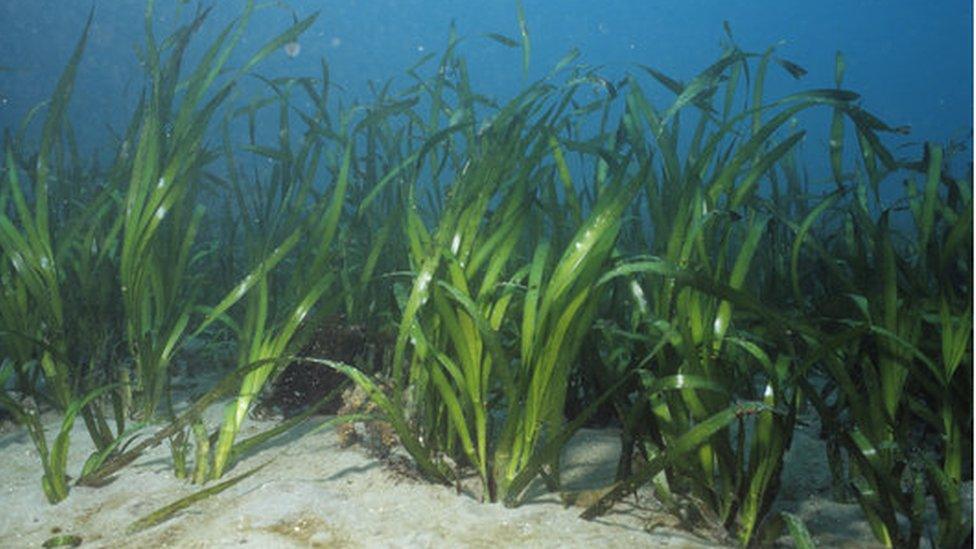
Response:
[0, 4, 968, 547]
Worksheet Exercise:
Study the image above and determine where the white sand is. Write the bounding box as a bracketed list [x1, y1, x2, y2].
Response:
[0, 409, 710, 548]
[0, 398, 950, 548]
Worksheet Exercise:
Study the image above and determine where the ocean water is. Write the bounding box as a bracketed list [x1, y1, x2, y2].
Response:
[0, 0, 971, 177]
[0, 3, 972, 546]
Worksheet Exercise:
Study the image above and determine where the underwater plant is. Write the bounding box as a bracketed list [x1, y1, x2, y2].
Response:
[202, 105, 348, 481]
[118, 0, 317, 421]
[792, 145, 973, 547]
[0, 4, 969, 548]
[563, 42, 854, 545]
[0, 10, 139, 503]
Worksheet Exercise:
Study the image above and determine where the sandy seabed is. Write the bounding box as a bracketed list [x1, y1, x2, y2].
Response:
[0, 388, 947, 548]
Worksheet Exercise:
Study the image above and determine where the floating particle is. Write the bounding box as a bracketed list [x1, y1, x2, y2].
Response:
[284, 41, 301, 58]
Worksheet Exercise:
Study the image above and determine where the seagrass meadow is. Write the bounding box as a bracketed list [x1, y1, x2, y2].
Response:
[0, 2, 972, 547]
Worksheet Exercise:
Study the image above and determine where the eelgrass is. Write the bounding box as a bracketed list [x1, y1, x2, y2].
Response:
[0, 9, 94, 415]
[790, 142, 973, 547]
[127, 460, 271, 534]
[0, 4, 969, 548]
[118, 0, 318, 420]
[0, 10, 137, 503]
[201, 122, 349, 481]
[555, 40, 886, 544]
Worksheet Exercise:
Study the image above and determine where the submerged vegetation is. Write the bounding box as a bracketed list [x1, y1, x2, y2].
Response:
[0, 2, 971, 547]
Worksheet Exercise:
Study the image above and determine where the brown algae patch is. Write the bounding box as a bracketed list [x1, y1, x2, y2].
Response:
[265, 515, 352, 547]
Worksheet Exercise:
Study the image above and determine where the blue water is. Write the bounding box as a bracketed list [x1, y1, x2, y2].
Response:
[0, 0, 972, 178]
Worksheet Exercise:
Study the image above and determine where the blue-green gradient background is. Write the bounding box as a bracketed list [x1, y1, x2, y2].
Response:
[1, 1, 972, 180]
